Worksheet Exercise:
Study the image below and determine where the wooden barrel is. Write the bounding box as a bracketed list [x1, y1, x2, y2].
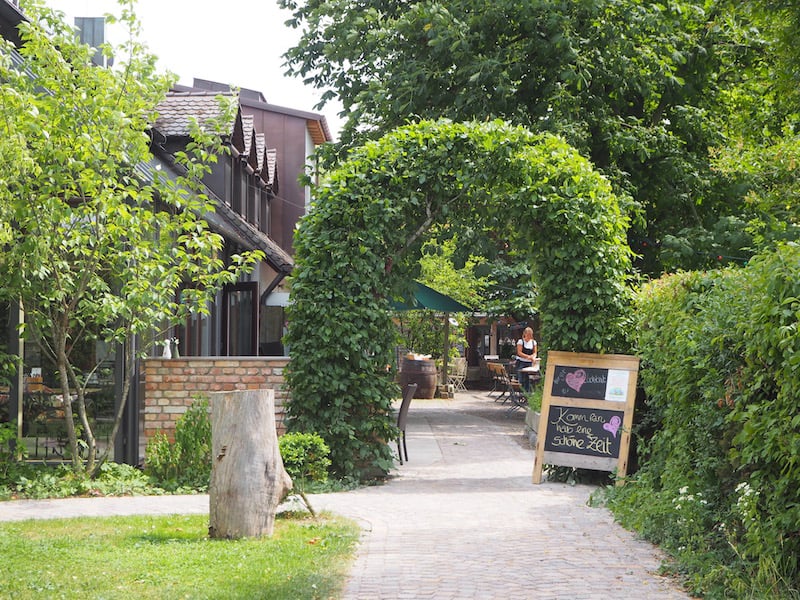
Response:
[399, 358, 437, 399]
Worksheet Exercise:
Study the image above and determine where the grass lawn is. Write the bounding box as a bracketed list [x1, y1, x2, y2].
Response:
[0, 512, 360, 599]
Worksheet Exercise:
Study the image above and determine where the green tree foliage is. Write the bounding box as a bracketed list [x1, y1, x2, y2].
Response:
[394, 236, 484, 360]
[285, 120, 633, 479]
[708, 2, 800, 255]
[605, 243, 800, 596]
[281, 0, 768, 274]
[0, 1, 260, 474]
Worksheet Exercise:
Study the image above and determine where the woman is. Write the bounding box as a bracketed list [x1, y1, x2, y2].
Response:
[515, 327, 538, 392]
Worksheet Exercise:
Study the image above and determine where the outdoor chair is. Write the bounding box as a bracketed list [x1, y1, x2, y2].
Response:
[487, 362, 507, 400]
[396, 382, 418, 465]
[448, 357, 468, 392]
[488, 362, 525, 412]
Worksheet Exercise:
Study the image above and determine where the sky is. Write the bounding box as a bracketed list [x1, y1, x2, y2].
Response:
[43, 0, 344, 140]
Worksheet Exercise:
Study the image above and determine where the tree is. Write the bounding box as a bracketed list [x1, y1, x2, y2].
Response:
[704, 3, 800, 255]
[281, 0, 773, 274]
[0, 1, 260, 474]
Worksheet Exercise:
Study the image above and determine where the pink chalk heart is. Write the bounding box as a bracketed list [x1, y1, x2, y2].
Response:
[565, 369, 586, 392]
[603, 416, 622, 438]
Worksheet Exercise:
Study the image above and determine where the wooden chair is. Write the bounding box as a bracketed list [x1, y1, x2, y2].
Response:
[396, 383, 418, 464]
[493, 363, 527, 411]
[448, 357, 468, 392]
[487, 362, 506, 399]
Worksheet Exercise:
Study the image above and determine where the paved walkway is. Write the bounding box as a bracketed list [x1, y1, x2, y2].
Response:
[0, 391, 690, 599]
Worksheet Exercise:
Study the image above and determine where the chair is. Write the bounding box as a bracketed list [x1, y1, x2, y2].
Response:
[396, 383, 418, 465]
[448, 357, 468, 392]
[487, 362, 507, 400]
[493, 363, 526, 412]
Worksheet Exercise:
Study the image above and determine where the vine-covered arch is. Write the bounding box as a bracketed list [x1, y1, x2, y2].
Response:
[285, 120, 633, 479]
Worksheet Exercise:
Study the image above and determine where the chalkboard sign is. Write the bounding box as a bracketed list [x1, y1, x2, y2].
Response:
[543, 405, 624, 458]
[532, 351, 640, 485]
[551, 365, 609, 400]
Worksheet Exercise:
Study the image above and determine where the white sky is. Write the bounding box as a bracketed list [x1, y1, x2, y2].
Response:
[43, 0, 344, 139]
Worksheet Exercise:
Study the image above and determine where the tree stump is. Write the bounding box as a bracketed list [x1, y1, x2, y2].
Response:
[208, 389, 292, 539]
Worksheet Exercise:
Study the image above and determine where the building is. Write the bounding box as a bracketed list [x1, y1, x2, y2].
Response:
[0, 1, 332, 463]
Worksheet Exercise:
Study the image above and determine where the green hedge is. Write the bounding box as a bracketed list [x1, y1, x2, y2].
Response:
[605, 243, 800, 597]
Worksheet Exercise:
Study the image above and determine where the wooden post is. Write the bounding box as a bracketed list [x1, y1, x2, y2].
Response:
[208, 389, 292, 539]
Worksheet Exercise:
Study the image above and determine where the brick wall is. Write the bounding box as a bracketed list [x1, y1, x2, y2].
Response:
[143, 357, 290, 444]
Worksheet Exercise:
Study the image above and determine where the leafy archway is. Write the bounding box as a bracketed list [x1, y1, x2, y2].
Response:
[285, 120, 634, 479]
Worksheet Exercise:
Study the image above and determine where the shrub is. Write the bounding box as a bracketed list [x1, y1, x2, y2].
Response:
[604, 243, 800, 597]
[0, 421, 28, 496]
[279, 432, 331, 516]
[145, 397, 211, 491]
[279, 432, 331, 484]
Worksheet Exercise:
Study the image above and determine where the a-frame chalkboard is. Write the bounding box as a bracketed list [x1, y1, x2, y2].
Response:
[532, 351, 639, 485]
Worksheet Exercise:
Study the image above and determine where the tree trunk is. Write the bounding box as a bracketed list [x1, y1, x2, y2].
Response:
[208, 389, 292, 539]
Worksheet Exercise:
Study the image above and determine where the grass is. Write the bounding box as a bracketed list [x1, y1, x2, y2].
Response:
[0, 512, 360, 599]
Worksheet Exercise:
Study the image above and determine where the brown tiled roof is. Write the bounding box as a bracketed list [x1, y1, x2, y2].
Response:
[154, 91, 238, 138]
[246, 129, 259, 172]
[188, 78, 332, 144]
[230, 105, 245, 152]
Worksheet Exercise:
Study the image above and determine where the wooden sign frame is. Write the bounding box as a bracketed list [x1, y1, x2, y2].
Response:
[532, 351, 639, 485]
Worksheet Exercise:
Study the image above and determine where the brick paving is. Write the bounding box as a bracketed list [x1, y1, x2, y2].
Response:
[313, 393, 691, 599]
[0, 391, 692, 599]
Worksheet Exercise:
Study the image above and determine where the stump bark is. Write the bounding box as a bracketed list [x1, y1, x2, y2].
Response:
[208, 389, 292, 539]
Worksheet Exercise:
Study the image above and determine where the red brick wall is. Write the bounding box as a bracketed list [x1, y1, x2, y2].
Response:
[143, 357, 289, 444]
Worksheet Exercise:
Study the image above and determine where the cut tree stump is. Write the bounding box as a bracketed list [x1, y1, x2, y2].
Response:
[208, 389, 292, 539]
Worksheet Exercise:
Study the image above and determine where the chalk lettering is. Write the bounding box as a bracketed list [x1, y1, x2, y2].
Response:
[585, 434, 612, 456]
[551, 435, 585, 450]
[545, 405, 624, 459]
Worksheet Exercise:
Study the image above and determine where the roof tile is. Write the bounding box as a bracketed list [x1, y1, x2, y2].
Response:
[154, 91, 238, 137]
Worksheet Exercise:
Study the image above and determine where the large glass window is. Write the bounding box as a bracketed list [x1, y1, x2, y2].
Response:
[178, 311, 210, 357]
[231, 162, 243, 214]
[246, 177, 257, 225]
[221, 283, 258, 356]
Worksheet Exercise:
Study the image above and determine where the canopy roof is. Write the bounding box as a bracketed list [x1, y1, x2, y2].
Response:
[393, 282, 472, 313]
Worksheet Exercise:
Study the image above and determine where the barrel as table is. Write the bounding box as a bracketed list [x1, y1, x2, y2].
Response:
[399, 358, 437, 399]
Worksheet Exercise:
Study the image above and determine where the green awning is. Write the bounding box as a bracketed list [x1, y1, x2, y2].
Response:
[392, 282, 472, 313]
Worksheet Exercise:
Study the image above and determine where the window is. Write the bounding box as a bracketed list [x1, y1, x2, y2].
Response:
[246, 178, 257, 225]
[259, 306, 285, 356]
[178, 311, 210, 357]
[221, 283, 258, 356]
[259, 189, 270, 235]
[74, 17, 107, 67]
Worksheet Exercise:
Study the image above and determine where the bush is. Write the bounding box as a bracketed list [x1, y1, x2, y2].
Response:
[0, 421, 29, 497]
[145, 397, 211, 491]
[604, 243, 800, 597]
[279, 432, 331, 516]
[279, 432, 331, 485]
